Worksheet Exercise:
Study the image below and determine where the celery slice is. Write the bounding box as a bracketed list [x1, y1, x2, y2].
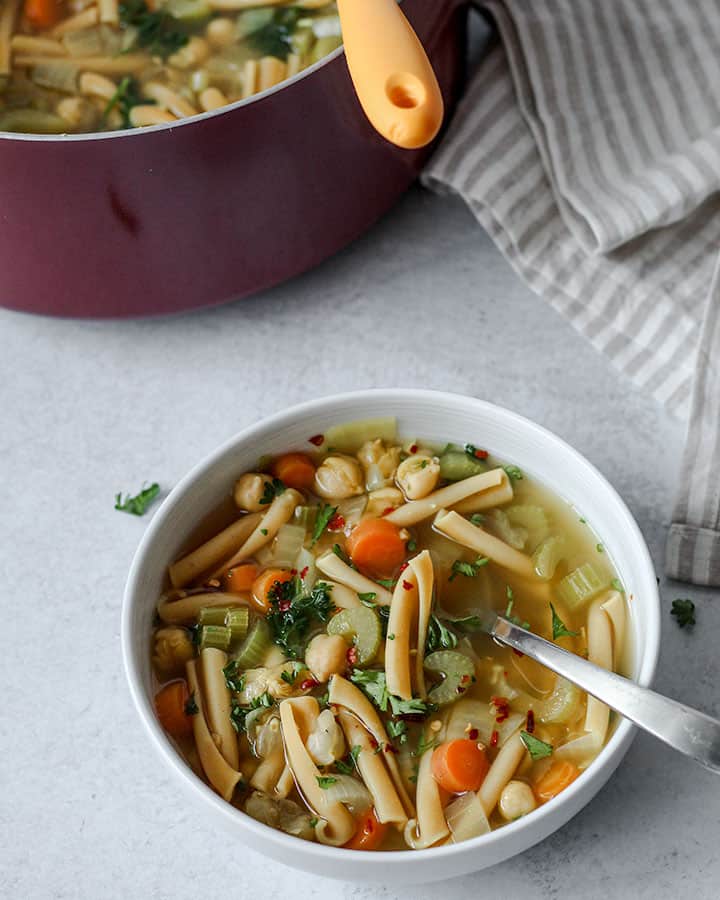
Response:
[199, 606, 230, 626]
[323, 417, 397, 453]
[162, 0, 211, 22]
[438, 449, 486, 482]
[556, 563, 607, 610]
[506, 505, 550, 549]
[226, 608, 250, 643]
[537, 677, 581, 724]
[327, 606, 381, 665]
[309, 34, 342, 63]
[488, 509, 528, 550]
[233, 618, 272, 669]
[532, 535, 566, 581]
[200, 625, 231, 652]
[424, 651, 475, 706]
[237, 8, 275, 38]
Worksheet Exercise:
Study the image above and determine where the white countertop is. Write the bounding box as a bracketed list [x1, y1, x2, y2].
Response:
[2, 187, 718, 899]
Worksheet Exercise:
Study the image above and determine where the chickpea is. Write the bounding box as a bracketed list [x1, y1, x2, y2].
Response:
[206, 17, 237, 48]
[56, 97, 99, 132]
[365, 487, 404, 518]
[395, 455, 440, 500]
[357, 439, 401, 487]
[233, 472, 273, 511]
[304, 633, 348, 682]
[498, 780, 537, 821]
[313, 455, 364, 500]
[152, 626, 194, 678]
[306, 708, 346, 765]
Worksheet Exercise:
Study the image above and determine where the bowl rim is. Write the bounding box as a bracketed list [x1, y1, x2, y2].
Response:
[121, 388, 661, 866]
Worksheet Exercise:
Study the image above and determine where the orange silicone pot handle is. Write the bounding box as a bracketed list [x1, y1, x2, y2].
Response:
[337, 0, 445, 150]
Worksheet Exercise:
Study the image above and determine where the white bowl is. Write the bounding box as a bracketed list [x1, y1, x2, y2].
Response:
[121, 389, 660, 883]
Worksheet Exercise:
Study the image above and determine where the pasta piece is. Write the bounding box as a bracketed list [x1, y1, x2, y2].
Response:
[384, 469, 510, 528]
[477, 728, 526, 817]
[258, 56, 286, 92]
[433, 510, 537, 580]
[279, 697, 356, 846]
[51, 7, 100, 36]
[158, 591, 249, 625]
[79, 71, 117, 101]
[328, 675, 414, 818]
[403, 742, 450, 849]
[200, 647, 239, 770]
[130, 106, 176, 127]
[337, 710, 407, 826]
[10, 35, 68, 56]
[14, 53, 150, 74]
[212, 489, 302, 575]
[169, 512, 262, 588]
[144, 82, 198, 118]
[186, 659, 243, 801]
[315, 551, 392, 605]
[583, 590, 624, 745]
[242, 59, 258, 99]
[0, 0, 20, 76]
[452, 476, 514, 514]
[286, 53, 302, 78]
[98, 0, 119, 25]
[384, 551, 434, 699]
[199, 86, 228, 112]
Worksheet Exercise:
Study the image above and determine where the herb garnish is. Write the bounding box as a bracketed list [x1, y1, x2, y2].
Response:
[223, 660, 245, 694]
[104, 76, 147, 129]
[376, 578, 395, 589]
[248, 7, 303, 60]
[387, 720, 408, 744]
[349, 669, 437, 717]
[316, 776, 338, 790]
[358, 592, 377, 604]
[449, 556, 489, 581]
[464, 444, 489, 460]
[335, 745, 363, 774]
[520, 731, 553, 760]
[114, 482, 160, 516]
[671, 598, 696, 629]
[550, 602, 578, 640]
[260, 477, 286, 505]
[332, 543, 354, 567]
[414, 733, 439, 757]
[229, 692, 273, 734]
[470, 513, 485, 526]
[503, 465, 524, 482]
[311, 503, 337, 546]
[611, 578, 624, 593]
[267, 578, 335, 657]
[184, 693, 199, 716]
[119, 0, 188, 58]
[426, 614, 458, 653]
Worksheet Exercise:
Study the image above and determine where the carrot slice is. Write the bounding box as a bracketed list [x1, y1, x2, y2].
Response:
[534, 760, 580, 803]
[223, 563, 259, 593]
[24, 0, 65, 29]
[155, 680, 194, 738]
[271, 453, 316, 491]
[346, 518, 407, 578]
[251, 568, 294, 613]
[431, 739, 490, 793]
[343, 810, 388, 851]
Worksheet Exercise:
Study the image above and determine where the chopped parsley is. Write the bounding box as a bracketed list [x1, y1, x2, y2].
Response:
[280, 666, 299, 685]
[248, 7, 303, 60]
[184, 693, 198, 716]
[308, 817, 319, 828]
[407, 539, 418, 552]
[114, 482, 160, 516]
[520, 731, 553, 760]
[449, 556, 489, 581]
[358, 591, 377, 604]
[223, 660, 245, 694]
[260, 528, 268, 536]
[118, 0, 188, 58]
[266, 578, 335, 658]
[387, 633, 395, 640]
[596, 543, 604, 553]
[332, 543, 354, 567]
[349, 669, 436, 717]
[413, 733, 439, 757]
[316, 776, 338, 790]
[503, 465, 524, 482]
[426, 614, 458, 653]
[335, 745, 362, 774]
[104, 76, 147, 129]
[376, 578, 395, 590]
[260, 477, 286, 505]
[470, 513, 485, 526]
[611, 578, 624, 593]
[550, 602, 578, 640]
[464, 443, 489, 460]
[504, 590, 530, 630]
[671, 598, 696, 629]
[311, 503, 337, 546]
[386, 720, 408, 744]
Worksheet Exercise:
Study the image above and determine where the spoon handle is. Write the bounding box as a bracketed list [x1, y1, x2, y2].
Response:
[493, 616, 720, 774]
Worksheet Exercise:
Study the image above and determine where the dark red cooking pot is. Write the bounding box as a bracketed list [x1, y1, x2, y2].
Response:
[0, 0, 468, 318]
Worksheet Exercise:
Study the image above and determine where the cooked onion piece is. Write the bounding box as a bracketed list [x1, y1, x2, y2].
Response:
[385, 469, 512, 527]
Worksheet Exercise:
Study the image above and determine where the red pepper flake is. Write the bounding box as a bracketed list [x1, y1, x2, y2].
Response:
[382, 506, 395, 516]
[300, 678, 318, 691]
[460, 674, 471, 684]
[369, 736, 379, 750]
[300, 566, 309, 578]
[490, 729, 499, 747]
[346, 646, 358, 666]
[290, 568, 298, 576]
[308, 434, 324, 446]
[526, 709, 535, 734]
[384, 743, 398, 754]
[491, 696, 510, 723]
[327, 513, 346, 531]
[468, 728, 479, 741]
[278, 599, 291, 612]
[409, 444, 418, 454]
[512, 648, 525, 658]
[399, 561, 409, 573]
[402, 580, 413, 591]
[473, 448, 489, 460]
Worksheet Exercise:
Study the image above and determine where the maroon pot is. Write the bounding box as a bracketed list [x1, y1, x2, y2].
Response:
[0, 0, 468, 318]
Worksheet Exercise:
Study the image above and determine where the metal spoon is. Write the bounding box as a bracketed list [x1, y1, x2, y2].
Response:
[477, 610, 720, 774]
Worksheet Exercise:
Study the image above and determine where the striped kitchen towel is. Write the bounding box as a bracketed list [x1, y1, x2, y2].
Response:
[424, 0, 720, 586]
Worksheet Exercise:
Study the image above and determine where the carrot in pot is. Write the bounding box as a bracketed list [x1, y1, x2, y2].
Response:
[223, 563, 259, 593]
[155, 680, 194, 738]
[431, 739, 490, 793]
[533, 760, 580, 803]
[343, 810, 388, 851]
[346, 518, 406, 578]
[270, 452, 316, 492]
[24, 0, 65, 29]
[251, 567, 294, 613]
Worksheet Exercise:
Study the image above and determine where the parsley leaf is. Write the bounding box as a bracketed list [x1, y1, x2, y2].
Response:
[358, 591, 377, 604]
[426, 614, 458, 653]
[114, 482, 160, 516]
[248, 7, 303, 60]
[266, 578, 335, 658]
[316, 776, 338, 790]
[223, 660, 245, 693]
[184, 693, 198, 716]
[671, 598, 696, 629]
[119, 0, 188, 58]
[470, 513, 485, 526]
[413, 734, 439, 757]
[335, 745, 362, 774]
[104, 76, 148, 129]
[349, 669, 435, 718]
[309, 816, 319, 827]
[332, 543, 354, 566]
[260, 477, 286, 505]
[448, 556, 489, 581]
[311, 503, 337, 546]
[550, 602, 578, 640]
[520, 730, 553, 760]
[386, 720, 408, 744]
[611, 578, 624, 593]
[448, 615, 485, 633]
[503, 465, 524, 482]
[464, 443, 489, 460]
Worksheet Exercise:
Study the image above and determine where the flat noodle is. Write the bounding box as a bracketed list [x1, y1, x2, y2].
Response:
[158, 592, 250, 625]
[433, 509, 537, 580]
[0, 0, 21, 76]
[403, 746, 450, 850]
[452, 473, 514, 514]
[477, 728, 526, 817]
[200, 648, 239, 770]
[385, 575, 417, 700]
[412, 551, 434, 698]
[51, 7, 100, 36]
[279, 697, 356, 846]
[13, 53, 151, 74]
[337, 710, 407, 826]
[384, 469, 508, 528]
[169, 512, 262, 588]
[98, 0, 119, 24]
[600, 589, 626, 670]
[328, 675, 414, 818]
[315, 551, 392, 605]
[186, 659, 242, 802]
[584, 593, 616, 744]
